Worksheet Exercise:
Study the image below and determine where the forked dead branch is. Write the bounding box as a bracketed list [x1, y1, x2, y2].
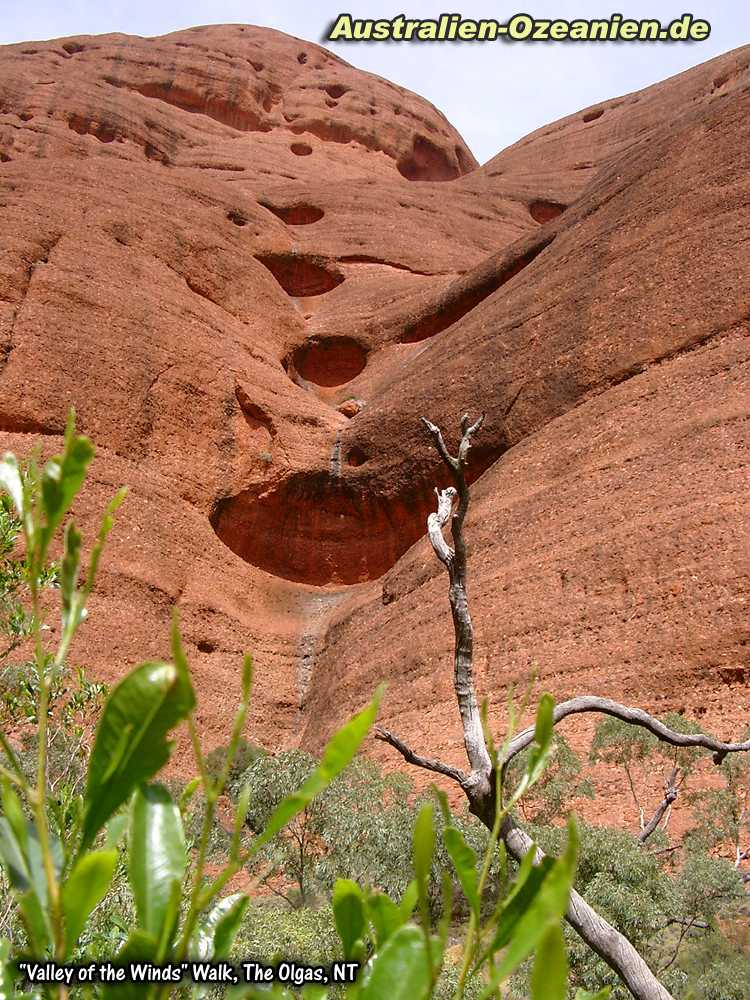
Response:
[375, 414, 750, 1000]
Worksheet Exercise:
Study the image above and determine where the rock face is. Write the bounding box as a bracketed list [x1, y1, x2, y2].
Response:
[0, 26, 748, 783]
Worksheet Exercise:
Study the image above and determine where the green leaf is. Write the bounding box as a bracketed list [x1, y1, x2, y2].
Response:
[530, 924, 567, 1000]
[83, 487, 127, 596]
[444, 825, 480, 915]
[60, 520, 82, 610]
[0, 816, 61, 907]
[241, 653, 253, 702]
[485, 818, 578, 982]
[534, 692, 554, 749]
[102, 928, 159, 1000]
[301, 988, 327, 1000]
[412, 802, 434, 891]
[62, 849, 118, 955]
[128, 784, 186, 940]
[333, 880, 366, 959]
[81, 659, 195, 852]
[512, 694, 555, 802]
[105, 813, 128, 850]
[212, 894, 249, 959]
[169, 613, 195, 711]
[180, 777, 201, 810]
[398, 880, 418, 922]
[18, 888, 50, 953]
[437, 870, 453, 947]
[367, 892, 404, 947]
[60, 521, 83, 628]
[233, 782, 251, 839]
[574, 990, 612, 1000]
[1, 780, 27, 855]
[248, 687, 382, 857]
[360, 925, 430, 1000]
[0, 454, 23, 516]
[155, 879, 182, 963]
[38, 416, 95, 557]
[490, 854, 554, 951]
[191, 893, 249, 970]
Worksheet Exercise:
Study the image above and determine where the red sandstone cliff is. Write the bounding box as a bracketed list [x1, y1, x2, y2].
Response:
[0, 26, 747, 786]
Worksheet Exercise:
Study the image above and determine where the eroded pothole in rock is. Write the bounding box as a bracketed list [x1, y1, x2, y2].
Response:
[261, 202, 325, 225]
[210, 473, 433, 586]
[285, 336, 367, 387]
[529, 200, 566, 223]
[256, 253, 344, 297]
[210, 432, 507, 586]
[397, 135, 462, 182]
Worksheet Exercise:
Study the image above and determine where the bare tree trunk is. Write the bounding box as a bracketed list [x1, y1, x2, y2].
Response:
[375, 414, 750, 1000]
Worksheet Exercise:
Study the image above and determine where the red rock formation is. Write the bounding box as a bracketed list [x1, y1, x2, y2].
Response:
[0, 26, 748, 797]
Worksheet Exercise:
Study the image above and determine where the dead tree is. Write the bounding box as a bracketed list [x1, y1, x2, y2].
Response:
[375, 414, 750, 1000]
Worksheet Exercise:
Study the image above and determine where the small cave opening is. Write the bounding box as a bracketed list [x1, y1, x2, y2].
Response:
[397, 135, 461, 182]
[261, 202, 324, 225]
[256, 253, 344, 297]
[210, 473, 435, 586]
[227, 209, 249, 226]
[528, 200, 566, 224]
[210, 434, 507, 587]
[290, 142, 313, 156]
[134, 82, 269, 132]
[346, 446, 366, 467]
[582, 107, 605, 123]
[67, 115, 117, 143]
[324, 84, 348, 99]
[286, 336, 367, 387]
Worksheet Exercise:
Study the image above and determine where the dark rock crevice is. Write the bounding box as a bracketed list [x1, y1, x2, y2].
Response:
[400, 230, 557, 343]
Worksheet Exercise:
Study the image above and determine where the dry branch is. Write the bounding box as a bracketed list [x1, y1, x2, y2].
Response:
[639, 768, 680, 844]
[373, 726, 468, 786]
[503, 696, 750, 767]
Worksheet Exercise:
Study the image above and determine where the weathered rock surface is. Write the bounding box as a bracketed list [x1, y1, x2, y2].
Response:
[0, 26, 748, 796]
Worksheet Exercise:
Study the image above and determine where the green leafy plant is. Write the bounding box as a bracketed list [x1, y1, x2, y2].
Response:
[0, 416, 381, 995]
[319, 694, 592, 1000]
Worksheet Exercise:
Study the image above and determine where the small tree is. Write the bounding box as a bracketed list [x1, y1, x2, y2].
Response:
[239, 751, 417, 907]
[589, 713, 704, 843]
[375, 414, 750, 1000]
[687, 741, 750, 869]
